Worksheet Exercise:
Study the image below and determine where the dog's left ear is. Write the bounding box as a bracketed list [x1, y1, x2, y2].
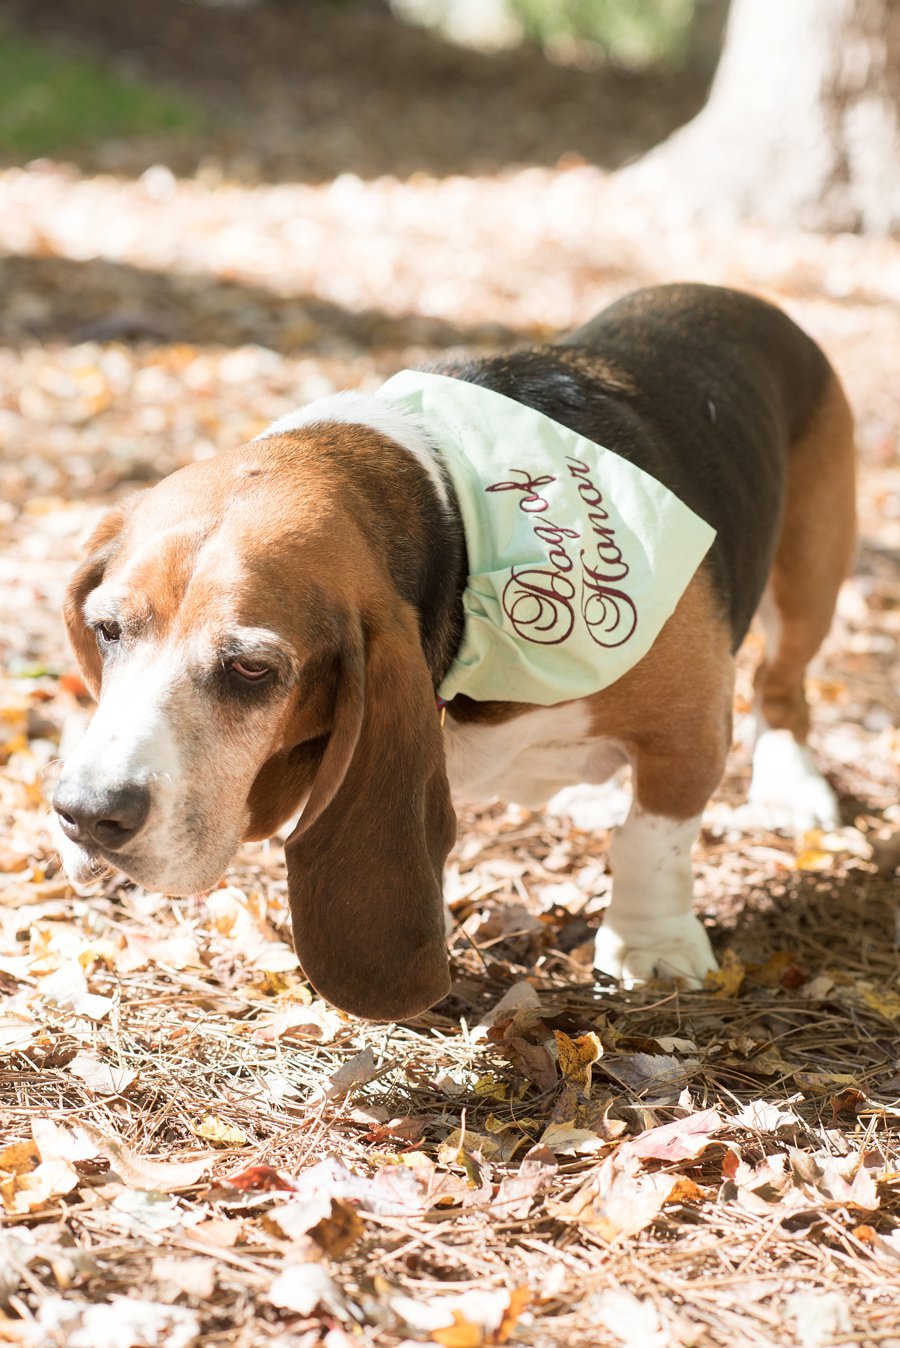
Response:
[63, 504, 133, 695]
[285, 605, 456, 1021]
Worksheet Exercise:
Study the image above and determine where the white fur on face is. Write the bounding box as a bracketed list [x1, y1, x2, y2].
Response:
[56, 634, 289, 895]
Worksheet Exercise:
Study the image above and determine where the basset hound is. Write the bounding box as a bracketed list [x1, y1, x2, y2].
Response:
[53, 283, 856, 1020]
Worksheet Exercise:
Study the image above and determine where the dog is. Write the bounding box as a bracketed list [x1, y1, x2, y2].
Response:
[53, 284, 856, 1020]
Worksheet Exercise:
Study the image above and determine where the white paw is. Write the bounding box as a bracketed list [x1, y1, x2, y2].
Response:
[746, 730, 839, 833]
[593, 913, 717, 987]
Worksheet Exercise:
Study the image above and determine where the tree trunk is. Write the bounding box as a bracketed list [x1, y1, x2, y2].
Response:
[618, 0, 900, 234]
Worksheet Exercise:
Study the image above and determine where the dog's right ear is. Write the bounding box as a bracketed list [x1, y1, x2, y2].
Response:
[285, 604, 456, 1022]
[63, 505, 131, 696]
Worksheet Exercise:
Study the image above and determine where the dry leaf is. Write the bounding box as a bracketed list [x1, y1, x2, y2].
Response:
[190, 1115, 250, 1148]
[549, 1152, 683, 1238]
[869, 827, 900, 875]
[495, 1286, 531, 1344]
[37, 959, 114, 1021]
[101, 1189, 188, 1236]
[473, 981, 543, 1041]
[0, 1141, 38, 1175]
[0, 1016, 38, 1052]
[588, 1289, 669, 1348]
[69, 1050, 138, 1096]
[394, 1288, 529, 1346]
[310, 1198, 364, 1257]
[795, 837, 835, 872]
[473, 1074, 509, 1101]
[486, 1000, 559, 1093]
[788, 1149, 880, 1211]
[118, 933, 202, 973]
[852, 982, 900, 1020]
[745, 950, 808, 989]
[603, 1052, 700, 1101]
[722, 1040, 797, 1077]
[432, 1314, 485, 1348]
[537, 1121, 607, 1156]
[265, 1196, 331, 1241]
[554, 1029, 602, 1090]
[32, 1118, 98, 1165]
[785, 1291, 852, 1348]
[321, 1047, 381, 1098]
[723, 1146, 880, 1218]
[438, 1128, 501, 1167]
[75, 1121, 210, 1191]
[252, 1000, 344, 1044]
[793, 1070, 861, 1092]
[151, 1255, 216, 1300]
[34, 1294, 200, 1348]
[2, 1158, 80, 1214]
[191, 1217, 244, 1248]
[622, 1107, 723, 1162]
[734, 1100, 804, 1131]
[267, 1262, 347, 1319]
[363, 1115, 426, 1145]
[494, 1146, 557, 1218]
[227, 1164, 294, 1193]
[704, 948, 746, 997]
[500, 1035, 557, 1092]
[857, 1228, 900, 1266]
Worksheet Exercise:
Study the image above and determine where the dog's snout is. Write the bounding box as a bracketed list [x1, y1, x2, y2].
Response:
[53, 780, 151, 850]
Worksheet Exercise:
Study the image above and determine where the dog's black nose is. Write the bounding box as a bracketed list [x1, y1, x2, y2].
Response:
[53, 781, 150, 849]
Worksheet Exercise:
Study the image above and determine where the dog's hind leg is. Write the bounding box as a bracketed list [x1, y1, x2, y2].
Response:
[748, 368, 857, 831]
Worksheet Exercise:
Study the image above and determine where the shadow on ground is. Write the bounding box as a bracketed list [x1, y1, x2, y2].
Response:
[432, 867, 900, 1110]
[0, 253, 523, 351]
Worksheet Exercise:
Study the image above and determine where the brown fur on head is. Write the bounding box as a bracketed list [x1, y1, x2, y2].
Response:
[56, 434, 456, 1020]
[64, 504, 133, 695]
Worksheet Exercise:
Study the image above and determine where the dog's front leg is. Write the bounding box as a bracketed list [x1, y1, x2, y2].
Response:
[594, 805, 716, 984]
[592, 698, 731, 985]
[589, 571, 736, 986]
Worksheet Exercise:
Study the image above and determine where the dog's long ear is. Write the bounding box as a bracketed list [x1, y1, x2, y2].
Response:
[63, 505, 131, 695]
[285, 605, 456, 1021]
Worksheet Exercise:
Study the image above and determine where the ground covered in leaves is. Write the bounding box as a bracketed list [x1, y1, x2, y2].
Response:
[2, 5, 900, 1346]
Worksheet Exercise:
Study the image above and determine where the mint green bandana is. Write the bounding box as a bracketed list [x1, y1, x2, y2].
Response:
[378, 370, 717, 706]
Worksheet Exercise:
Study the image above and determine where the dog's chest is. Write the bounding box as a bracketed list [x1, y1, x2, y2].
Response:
[442, 701, 627, 808]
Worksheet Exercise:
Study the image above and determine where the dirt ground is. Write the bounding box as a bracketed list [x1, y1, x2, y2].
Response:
[1, 4, 900, 1346]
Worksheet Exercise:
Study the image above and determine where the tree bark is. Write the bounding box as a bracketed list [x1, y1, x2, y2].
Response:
[618, 0, 900, 234]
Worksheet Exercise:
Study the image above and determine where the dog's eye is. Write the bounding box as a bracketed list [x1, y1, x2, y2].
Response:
[97, 621, 121, 645]
[230, 659, 271, 683]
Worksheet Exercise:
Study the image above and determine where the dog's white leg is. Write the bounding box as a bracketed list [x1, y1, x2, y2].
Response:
[593, 807, 716, 985]
[742, 589, 839, 832]
[747, 727, 839, 831]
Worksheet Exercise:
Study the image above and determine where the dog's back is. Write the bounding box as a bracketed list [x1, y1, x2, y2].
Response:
[434, 282, 841, 649]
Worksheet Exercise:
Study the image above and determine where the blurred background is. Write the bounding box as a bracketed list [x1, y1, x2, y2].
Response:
[1, 0, 899, 824]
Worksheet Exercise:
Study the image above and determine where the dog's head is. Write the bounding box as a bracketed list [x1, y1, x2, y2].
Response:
[54, 430, 455, 1019]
